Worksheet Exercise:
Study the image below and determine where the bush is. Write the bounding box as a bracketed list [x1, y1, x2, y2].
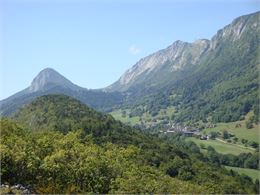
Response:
[246, 120, 253, 129]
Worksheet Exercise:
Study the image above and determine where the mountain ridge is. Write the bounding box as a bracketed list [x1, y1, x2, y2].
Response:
[0, 11, 259, 124]
[106, 11, 259, 125]
[105, 39, 211, 92]
[0, 68, 123, 116]
[107, 11, 259, 92]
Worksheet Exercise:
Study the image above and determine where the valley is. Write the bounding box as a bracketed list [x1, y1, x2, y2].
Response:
[2, 94, 259, 194]
[111, 108, 259, 153]
[1, 10, 259, 194]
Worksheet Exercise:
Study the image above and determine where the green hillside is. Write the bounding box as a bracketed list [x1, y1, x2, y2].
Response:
[225, 166, 260, 181]
[0, 119, 205, 194]
[1, 95, 258, 194]
[110, 12, 260, 126]
[185, 137, 254, 155]
[12, 95, 145, 145]
[203, 113, 260, 143]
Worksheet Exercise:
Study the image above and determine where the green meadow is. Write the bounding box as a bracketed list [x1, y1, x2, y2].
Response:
[225, 166, 260, 181]
[203, 113, 260, 143]
[185, 137, 254, 155]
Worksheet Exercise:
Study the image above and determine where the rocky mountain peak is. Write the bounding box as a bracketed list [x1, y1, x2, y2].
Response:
[210, 11, 260, 49]
[29, 68, 77, 92]
[169, 40, 187, 47]
[166, 40, 189, 55]
[116, 40, 190, 86]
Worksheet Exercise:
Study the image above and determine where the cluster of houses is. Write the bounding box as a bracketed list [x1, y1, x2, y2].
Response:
[162, 123, 210, 140]
[138, 119, 213, 141]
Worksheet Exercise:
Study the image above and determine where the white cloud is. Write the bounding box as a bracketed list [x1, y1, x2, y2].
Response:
[128, 45, 141, 55]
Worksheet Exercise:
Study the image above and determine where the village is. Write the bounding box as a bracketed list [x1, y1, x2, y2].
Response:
[161, 123, 210, 140]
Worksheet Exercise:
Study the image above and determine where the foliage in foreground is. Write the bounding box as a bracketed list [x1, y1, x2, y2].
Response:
[1, 118, 258, 194]
[0, 119, 204, 193]
[1, 95, 258, 193]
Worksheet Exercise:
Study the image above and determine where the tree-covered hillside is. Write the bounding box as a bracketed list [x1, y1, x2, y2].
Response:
[170, 11, 260, 123]
[0, 95, 258, 194]
[111, 11, 260, 124]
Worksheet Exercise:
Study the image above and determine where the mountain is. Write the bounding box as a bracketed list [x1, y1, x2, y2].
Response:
[108, 12, 259, 93]
[11, 94, 145, 145]
[169, 11, 260, 122]
[0, 68, 123, 116]
[107, 11, 260, 123]
[107, 39, 210, 92]
[29, 68, 82, 92]
[12, 94, 104, 132]
[2, 94, 257, 193]
[1, 12, 259, 124]
[1, 11, 259, 194]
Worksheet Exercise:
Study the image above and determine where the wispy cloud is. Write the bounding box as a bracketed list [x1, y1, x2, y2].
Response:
[128, 45, 141, 55]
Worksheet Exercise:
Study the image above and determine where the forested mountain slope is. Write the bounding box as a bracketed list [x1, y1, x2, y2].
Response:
[108, 11, 260, 123]
[1, 94, 258, 193]
[12, 94, 144, 145]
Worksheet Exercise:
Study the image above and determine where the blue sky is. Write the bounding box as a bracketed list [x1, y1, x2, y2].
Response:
[0, 0, 259, 100]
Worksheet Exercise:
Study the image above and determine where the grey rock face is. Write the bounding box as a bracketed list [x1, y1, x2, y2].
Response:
[29, 68, 80, 92]
[109, 39, 210, 91]
[0, 67, 124, 116]
[210, 12, 260, 49]
[107, 11, 259, 92]
[118, 41, 188, 86]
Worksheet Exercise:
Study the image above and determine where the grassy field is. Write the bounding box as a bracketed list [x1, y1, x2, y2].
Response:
[111, 109, 259, 155]
[224, 166, 260, 181]
[203, 113, 260, 143]
[110, 109, 140, 125]
[187, 113, 259, 155]
[110, 106, 176, 126]
[185, 137, 254, 155]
